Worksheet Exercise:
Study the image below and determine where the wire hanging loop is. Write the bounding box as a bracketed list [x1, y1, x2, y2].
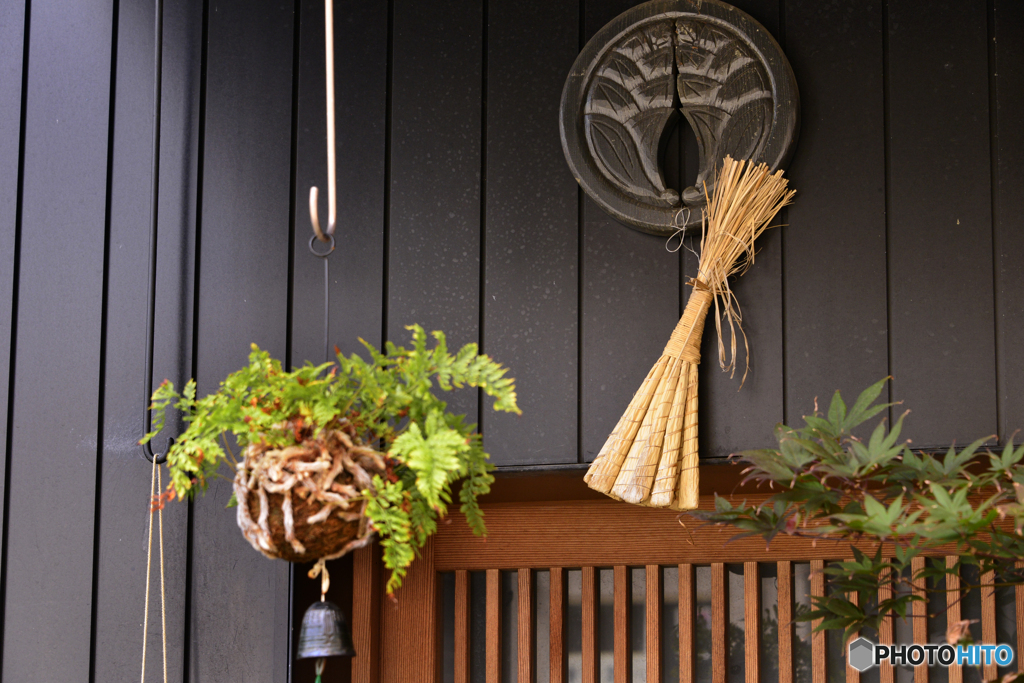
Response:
[309, 0, 337, 243]
[143, 0, 170, 464]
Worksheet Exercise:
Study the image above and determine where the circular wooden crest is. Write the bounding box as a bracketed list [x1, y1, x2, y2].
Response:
[560, 0, 799, 236]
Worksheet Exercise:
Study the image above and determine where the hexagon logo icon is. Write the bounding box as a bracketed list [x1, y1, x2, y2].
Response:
[848, 637, 875, 672]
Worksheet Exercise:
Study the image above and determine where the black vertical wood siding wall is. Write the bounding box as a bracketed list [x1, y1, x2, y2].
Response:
[0, 0, 1021, 680]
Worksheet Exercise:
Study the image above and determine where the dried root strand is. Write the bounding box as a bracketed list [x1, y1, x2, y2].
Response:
[233, 427, 388, 562]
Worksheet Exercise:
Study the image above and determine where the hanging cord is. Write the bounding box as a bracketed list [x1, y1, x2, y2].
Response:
[140, 456, 169, 683]
[308, 557, 331, 600]
[308, 235, 335, 363]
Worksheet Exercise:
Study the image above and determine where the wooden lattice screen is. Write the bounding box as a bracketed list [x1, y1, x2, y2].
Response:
[346, 498, 1024, 683]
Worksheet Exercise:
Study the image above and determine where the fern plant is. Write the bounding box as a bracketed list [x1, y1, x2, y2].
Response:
[142, 325, 520, 593]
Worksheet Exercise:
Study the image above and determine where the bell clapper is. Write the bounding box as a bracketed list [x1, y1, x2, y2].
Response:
[314, 657, 325, 683]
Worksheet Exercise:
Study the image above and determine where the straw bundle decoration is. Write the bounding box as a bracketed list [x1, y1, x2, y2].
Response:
[584, 156, 796, 510]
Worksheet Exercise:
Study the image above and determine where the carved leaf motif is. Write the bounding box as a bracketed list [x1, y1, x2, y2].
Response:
[675, 20, 772, 190]
[584, 20, 679, 206]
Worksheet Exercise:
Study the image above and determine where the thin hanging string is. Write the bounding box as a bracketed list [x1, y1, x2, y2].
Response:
[140, 456, 168, 683]
[308, 557, 331, 600]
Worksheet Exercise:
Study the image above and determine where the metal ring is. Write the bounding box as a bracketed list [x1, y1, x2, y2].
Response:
[309, 233, 335, 258]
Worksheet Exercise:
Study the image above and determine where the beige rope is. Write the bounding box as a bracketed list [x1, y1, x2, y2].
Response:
[309, 558, 330, 600]
[662, 286, 713, 364]
[140, 455, 168, 683]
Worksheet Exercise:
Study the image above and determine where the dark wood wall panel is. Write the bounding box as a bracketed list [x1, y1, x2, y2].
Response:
[696, 0, 784, 457]
[0, 0, 25, 570]
[483, 0, 579, 465]
[92, 0, 202, 680]
[886, 0, 996, 447]
[580, 0, 682, 463]
[191, 0, 294, 680]
[0, 1, 1021, 677]
[388, 0, 483, 422]
[782, 1, 889, 421]
[992, 0, 1024, 442]
[1, 0, 113, 679]
[291, 0, 387, 365]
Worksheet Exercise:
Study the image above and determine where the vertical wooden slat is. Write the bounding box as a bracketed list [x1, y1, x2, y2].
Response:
[615, 565, 630, 683]
[946, 557, 962, 683]
[647, 565, 662, 683]
[454, 570, 471, 683]
[778, 562, 793, 683]
[681, 564, 696, 683]
[352, 546, 382, 683]
[381, 538, 441, 683]
[811, 560, 826, 683]
[550, 567, 567, 683]
[879, 566, 894, 683]
[886, 0, 997, 447]
[982, 570, 997, 681]
[712, 563, 727, 683]
[912, 557, 928, 683]
[2, 0, 114, 678]
[744, 562, 760, 683]
[389, 0, 481, 421]
[582, 567, 599, 683]
[95, 0, 199, 679]
[1017, 561, 1024, 676]
[845, 563, 860, 683]
[993, 0, 1024, 441]
[191, 0, 296, 678]
[487, 569, 502, 683]
[782, 0, 888, 419]
[483, 0, 579, 466]
[519, 569, 535, 683]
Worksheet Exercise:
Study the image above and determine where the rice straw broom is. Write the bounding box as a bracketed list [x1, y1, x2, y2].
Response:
[584, 156, 796, 510]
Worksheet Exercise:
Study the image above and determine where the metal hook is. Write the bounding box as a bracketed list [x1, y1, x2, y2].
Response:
[309, 0, 337, 243]
[143, 0, 169, 465]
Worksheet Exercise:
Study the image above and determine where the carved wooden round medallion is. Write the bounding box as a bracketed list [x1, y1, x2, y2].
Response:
[560, 0, 799, 236]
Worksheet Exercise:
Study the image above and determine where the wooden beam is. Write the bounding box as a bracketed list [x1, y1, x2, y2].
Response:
[519, 569, 534, 683]
[778, 562, 793, 683]
[550, 567, 566, 683]
[434, 499, 1007, 570]
[647, 565, 662, 683]
[744, 562, 760, 683]
[615, 565, 630, 683]
[351, 545, 381, 683]
[455, 570, 471, 683]
[811, 560, 826, 683]
[712, 563, 727, 683]
[680, 564, 695, 683]
[582, 567, 598, 683]
[487, 569, 502, 683]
